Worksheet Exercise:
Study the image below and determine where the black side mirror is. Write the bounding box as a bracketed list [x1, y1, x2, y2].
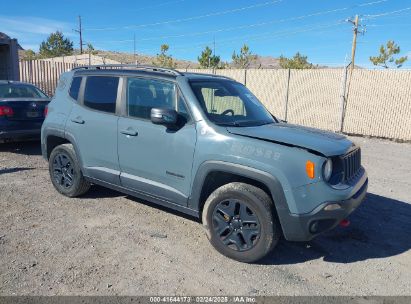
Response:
[151, 108, 178, 127]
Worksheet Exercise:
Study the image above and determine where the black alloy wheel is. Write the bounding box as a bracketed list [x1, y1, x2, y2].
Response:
[52, 152, 75, 189]
[203, 182, 280, 263]
[49, 143, 90, 197]
[212, 199, 261, 251]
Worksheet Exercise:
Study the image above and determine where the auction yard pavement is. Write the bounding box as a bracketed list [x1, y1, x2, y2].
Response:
[0, 136, 410, 295]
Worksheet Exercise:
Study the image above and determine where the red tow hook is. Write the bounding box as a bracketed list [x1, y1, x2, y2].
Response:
[339, 219, 350, 227]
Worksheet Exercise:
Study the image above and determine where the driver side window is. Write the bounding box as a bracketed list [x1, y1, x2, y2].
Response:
[127, 78, 176, 119]
[200, 87, 246, 116]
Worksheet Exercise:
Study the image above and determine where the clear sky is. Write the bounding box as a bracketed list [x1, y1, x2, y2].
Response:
[2, 0, 411, 68]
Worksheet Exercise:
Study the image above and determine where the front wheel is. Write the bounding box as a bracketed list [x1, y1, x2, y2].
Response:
[202, 182, 280, 263]
[49, 143, 90, 197]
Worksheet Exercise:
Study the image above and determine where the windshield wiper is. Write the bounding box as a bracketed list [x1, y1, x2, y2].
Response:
[255, 120, 275, 126]
[216, 120, 275, 127]
[215, 122, 242, 127]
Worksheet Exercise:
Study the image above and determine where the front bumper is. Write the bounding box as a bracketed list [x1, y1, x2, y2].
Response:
[281, 177, 368, 241]
[0, 129, 41, 142]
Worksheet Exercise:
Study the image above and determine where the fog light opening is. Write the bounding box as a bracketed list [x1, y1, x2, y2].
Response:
[309, 221, 319, 234]
[309, 219, 338, 234]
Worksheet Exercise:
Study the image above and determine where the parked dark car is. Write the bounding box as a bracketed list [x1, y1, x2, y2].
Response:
[0, 81, 50, 143]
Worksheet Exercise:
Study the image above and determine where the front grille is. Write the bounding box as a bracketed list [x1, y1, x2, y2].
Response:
[342, 148, 361, 183]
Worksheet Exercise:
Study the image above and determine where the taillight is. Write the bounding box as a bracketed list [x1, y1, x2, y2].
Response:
[44, 106, 48, 117]
[0, 106, 14, 117]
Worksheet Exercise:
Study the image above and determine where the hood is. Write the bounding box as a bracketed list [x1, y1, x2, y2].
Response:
[227, 123, 353, 157]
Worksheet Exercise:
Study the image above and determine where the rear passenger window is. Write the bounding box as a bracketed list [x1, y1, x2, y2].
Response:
[69, 77, 82, 101]
[127, 78, 176, 119]
[84, 76, 119, 113]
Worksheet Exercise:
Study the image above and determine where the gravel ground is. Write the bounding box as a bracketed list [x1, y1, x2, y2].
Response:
[0, 136, 410, 296]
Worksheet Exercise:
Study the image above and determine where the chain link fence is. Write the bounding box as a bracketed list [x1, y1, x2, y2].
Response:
[17, 61, 411, 141]
[184, 68, 411, 141]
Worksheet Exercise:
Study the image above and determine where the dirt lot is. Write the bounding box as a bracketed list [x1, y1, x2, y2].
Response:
[0, 136, 410, 296]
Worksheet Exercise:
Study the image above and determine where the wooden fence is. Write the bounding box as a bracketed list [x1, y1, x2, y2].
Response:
[19, 60, 80, 96]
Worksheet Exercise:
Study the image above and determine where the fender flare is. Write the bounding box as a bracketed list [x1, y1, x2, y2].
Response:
[64, 130, 85, 171]
[41, 127, 65, 159]
[42, 127, 84, 170]
[188, 161, 291, 224]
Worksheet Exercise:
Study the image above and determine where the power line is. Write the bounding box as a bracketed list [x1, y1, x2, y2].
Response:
[100, 7, 349, 43]
[87, 0, 395, 57]
[132, 0, 188, 12]
[365, 10, 411, 21]
[366, 23, 411, 27]
[85, 0, 284, 31]
[362, 6, 411, 19]
[219, 22, 346, 45]
[89, 0, 389, 44]
[358, 0, 390, 7]
[105, 20, 348, 56]
[135, 21, 347, 54]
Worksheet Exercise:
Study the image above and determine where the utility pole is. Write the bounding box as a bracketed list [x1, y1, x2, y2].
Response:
[342, 15, 365, 133]
[74, 16, 83, 54]
[213, 36, 216, 58]
[349, 15, 359, 71]
[133, 33, 136, 64]
[212, 36, 216, 72]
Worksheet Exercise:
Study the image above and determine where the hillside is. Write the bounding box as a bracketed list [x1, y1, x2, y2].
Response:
[19, 49, 200, 68]
[97, 52, 288, 69]
[249, 56, 281, 68]
[92, 50, 200, 69]
[19, 49, 336, 69]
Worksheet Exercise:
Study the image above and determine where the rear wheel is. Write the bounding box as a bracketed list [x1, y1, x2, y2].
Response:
[49, 143, 90, 197]
[202, 182, 280, 263]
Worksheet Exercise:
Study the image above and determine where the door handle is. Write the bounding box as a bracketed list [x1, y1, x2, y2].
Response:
[71, 116, 85, 124]
[120, 128, 138, 136]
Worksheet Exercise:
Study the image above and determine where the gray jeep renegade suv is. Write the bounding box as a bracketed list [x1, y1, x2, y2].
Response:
[41, 65, 368, 263]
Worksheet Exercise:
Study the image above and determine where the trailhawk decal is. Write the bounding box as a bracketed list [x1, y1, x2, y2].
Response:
[230, 142, 281, 161]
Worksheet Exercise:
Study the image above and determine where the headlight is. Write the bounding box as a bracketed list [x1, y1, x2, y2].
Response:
[323, 159, 333, 181]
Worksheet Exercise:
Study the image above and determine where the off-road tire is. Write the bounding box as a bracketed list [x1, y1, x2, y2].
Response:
[49, 143, 90, 197]
[202, 182, 280, 263]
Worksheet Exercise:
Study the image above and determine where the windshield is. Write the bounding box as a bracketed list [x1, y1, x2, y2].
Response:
[0, 84, 48, 99]
[189, 80, 276, 127]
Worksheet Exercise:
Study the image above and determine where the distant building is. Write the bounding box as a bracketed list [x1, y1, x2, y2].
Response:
[0, 32, 21, 80]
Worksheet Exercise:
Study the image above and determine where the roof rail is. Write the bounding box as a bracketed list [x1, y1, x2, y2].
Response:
[71, 64, 182, 76]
